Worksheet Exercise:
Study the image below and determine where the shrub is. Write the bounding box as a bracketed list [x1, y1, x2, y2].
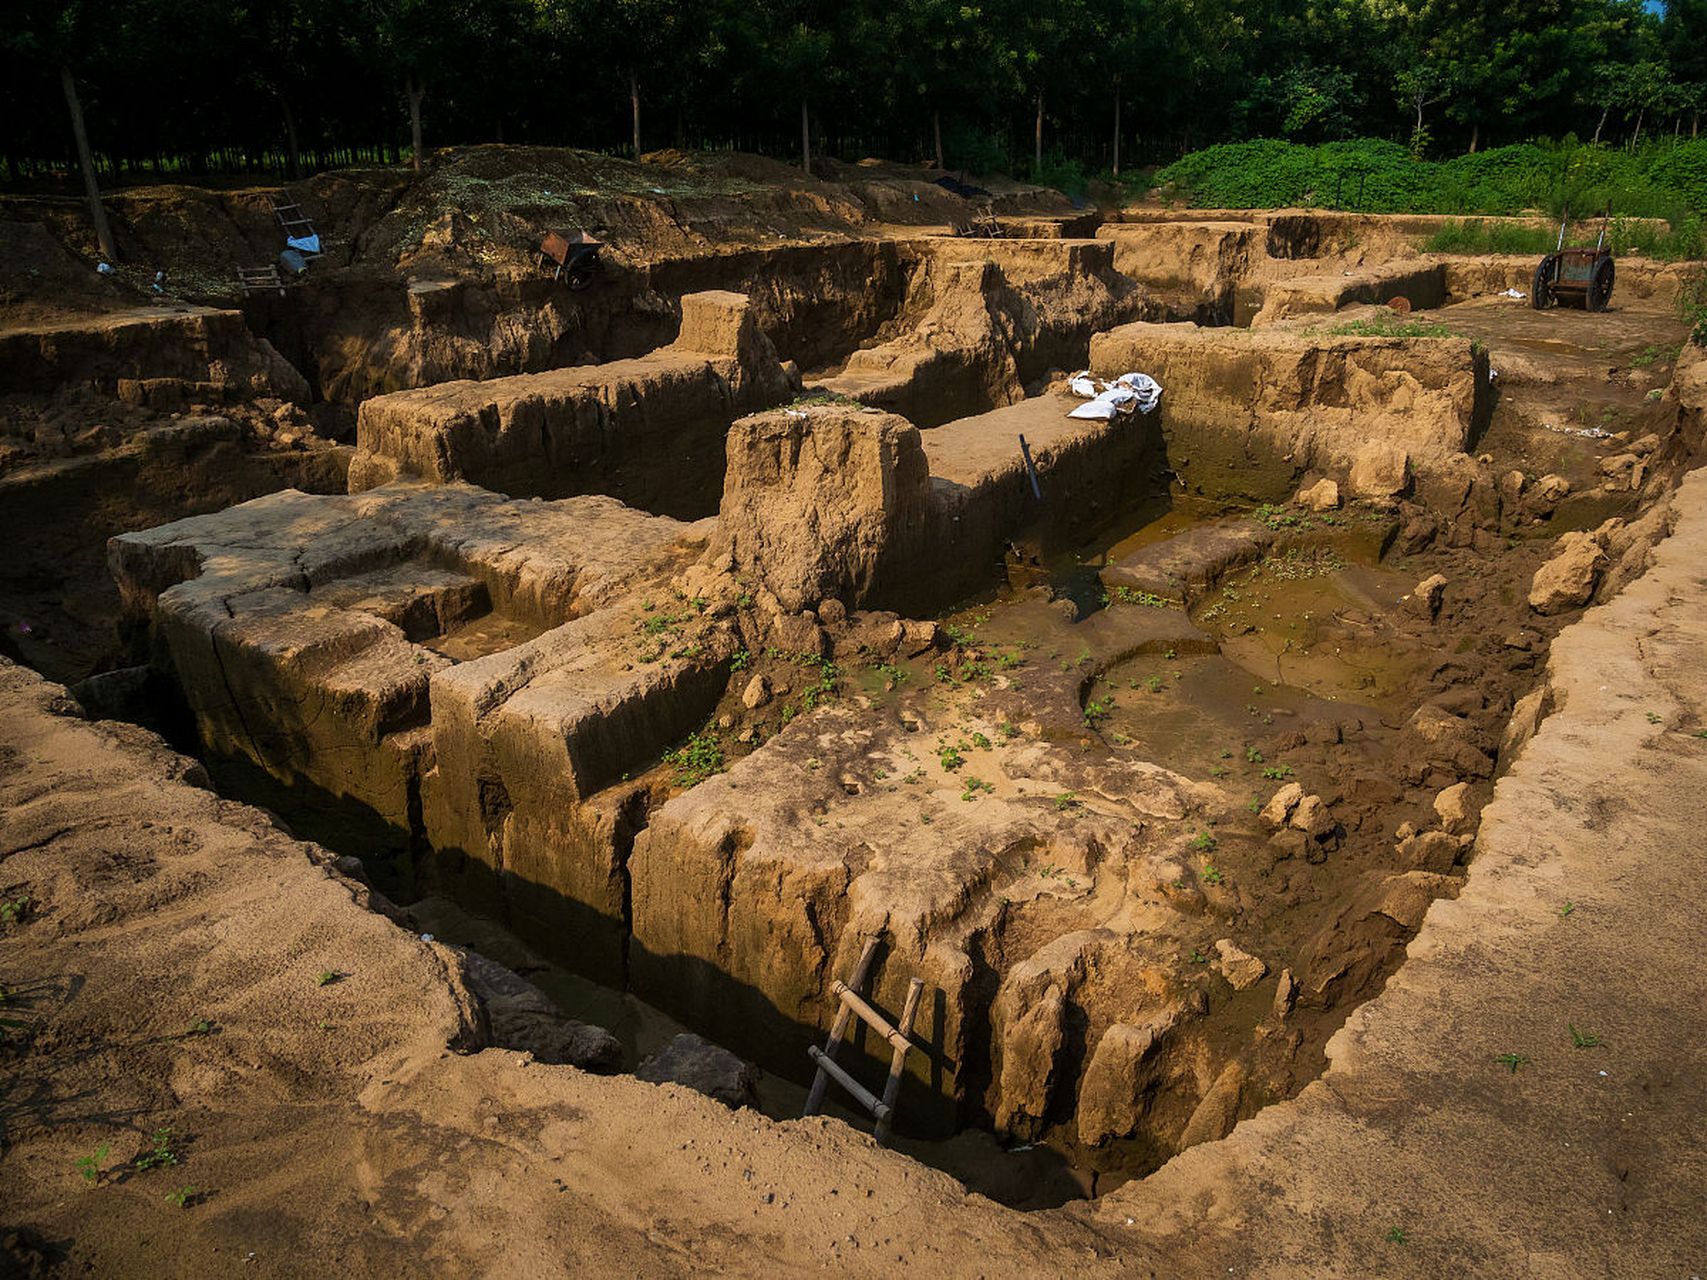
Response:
[1155, 138, 1707, 218]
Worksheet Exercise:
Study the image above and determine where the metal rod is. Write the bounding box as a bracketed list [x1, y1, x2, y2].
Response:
[1018, 434, 1043, 500]
[807, 1046, 890, 1121]
[873, 978, 925, 1146]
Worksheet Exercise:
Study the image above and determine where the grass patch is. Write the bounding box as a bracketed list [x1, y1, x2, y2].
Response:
[1327, 317, 1455, 339]
[663, 729, 725, 787]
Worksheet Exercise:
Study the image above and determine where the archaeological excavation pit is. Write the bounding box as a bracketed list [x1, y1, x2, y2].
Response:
[5, 160, 1704, 1230]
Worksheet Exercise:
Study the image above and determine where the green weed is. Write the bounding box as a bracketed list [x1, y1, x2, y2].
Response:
[76, 1145, 110, 1185]
[662, 729, 726, 787]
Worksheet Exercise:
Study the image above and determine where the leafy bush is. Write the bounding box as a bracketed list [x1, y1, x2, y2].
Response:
[1031, 148, 1089, 200]
[1156, 138, 1707, 219]
[1680, 268, 1707, 346]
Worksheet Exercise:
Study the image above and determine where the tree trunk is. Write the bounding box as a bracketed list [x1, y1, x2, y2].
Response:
[801, 98, 811, 177]
[59, 66, 117, 262]
[1112, 83, 1121, 177]
[630, 73, 642, 160]
[1034, 90, 1044, 173]
[280, 96, 302, 180]
[933, 109, 943, 170]
[1630, 107, 1644, 149]
[1693, 109, 1699, 139]
[1593, 105, 1609, 145]
[1467, 121, 1479, 153]
[406, 76, 425, 172]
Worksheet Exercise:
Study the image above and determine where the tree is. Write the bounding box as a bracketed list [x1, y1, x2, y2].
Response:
[5, 0, 120, 259]
[370, 0, 484, 171]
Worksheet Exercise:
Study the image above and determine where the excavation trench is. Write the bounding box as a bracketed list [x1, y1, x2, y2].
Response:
[24, 214, 1698, 1212]
[105, 377, 1572, 1208]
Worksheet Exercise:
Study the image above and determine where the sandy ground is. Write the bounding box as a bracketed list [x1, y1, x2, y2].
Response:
[4, 466, 1706, 1275]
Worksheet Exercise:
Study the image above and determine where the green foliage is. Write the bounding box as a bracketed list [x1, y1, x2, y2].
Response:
[1158, 139, 1707, 217]
[959, 775, 994, 801]
[134, 1128, 179, 1172]
[663, 729, 724, 787]
[1110, 585, 1172, 609]
[1680, 267, 1707, 346]
[1494, 1051, 1531, 1073]
[315, 970, 341, 987]
[77, 1144, 110, 1185]
[1569, 1025, 1604, 1048]
[0, 895, 30, 925]
[1327, 318, 1455, 339]
[166, 1186, 199, 1208]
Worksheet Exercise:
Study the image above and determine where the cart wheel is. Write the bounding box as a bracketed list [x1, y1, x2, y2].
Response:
[1531, 255, 1557, 310]
[1586, 256, 1615, 312]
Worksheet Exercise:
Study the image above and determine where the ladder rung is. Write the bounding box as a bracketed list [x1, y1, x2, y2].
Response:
[833, 981, 915, 1054]
[806, 1046, 890, 1121]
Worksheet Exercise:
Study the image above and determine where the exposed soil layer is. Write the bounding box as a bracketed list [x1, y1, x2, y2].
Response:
[1, 152, 1704, 1270]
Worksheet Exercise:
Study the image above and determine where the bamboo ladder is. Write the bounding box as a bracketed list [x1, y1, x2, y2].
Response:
[801, 935, 925, 1145]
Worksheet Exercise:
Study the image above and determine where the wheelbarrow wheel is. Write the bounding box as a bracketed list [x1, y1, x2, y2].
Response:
[1586, 256, 1615, 312]
[1531, 255, 1558, 310]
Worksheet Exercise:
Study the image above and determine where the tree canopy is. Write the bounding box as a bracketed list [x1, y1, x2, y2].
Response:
[3, 0, 1703, 184]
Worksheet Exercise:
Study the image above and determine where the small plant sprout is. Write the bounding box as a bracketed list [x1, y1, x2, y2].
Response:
[134, 1128, 179, 1172]
[1646, 711, 1663, 724]
[960, 776, 994, 802]
[166, 1186, 198, 1208]
[1054, 792, 1078, 812]
[1494, 1052, 1530, 1073]
[1189, 948, 1209, 964]
[1560, 900, 1576, 918]
[1245, 746, 1264, 764]
[186, 1018, 212, 1036]
[1385, 1227, 1408, 1245]
[1201, 863, 1224, 886]
[1569, 1025, 1603, 1049]
[316, 970, 342, 987]
[1190, 831, 1217, 853]
[77, 1144, 111, 1185]
[0, 895, 31, 925]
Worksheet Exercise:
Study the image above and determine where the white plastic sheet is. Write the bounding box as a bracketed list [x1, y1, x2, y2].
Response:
[1065, 369, 1162, 419]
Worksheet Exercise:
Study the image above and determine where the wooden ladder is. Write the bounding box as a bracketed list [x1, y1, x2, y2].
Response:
[802, 935, 924, 1145]
[269, 193, 321, 256]
[236, 265, 285, 296]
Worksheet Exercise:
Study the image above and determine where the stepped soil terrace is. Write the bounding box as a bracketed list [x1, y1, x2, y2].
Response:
[1, 147, 1704, 1274]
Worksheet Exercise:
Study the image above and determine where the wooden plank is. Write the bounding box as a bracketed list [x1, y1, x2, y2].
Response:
[873, 979, 925, 1145]
[806, 1047, 889, 1121]
[832, 981, 913, 1053]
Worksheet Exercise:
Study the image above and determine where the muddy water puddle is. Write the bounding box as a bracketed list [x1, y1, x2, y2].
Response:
[420, 609, 547, 661]
[1197, 558, 1424, 708]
